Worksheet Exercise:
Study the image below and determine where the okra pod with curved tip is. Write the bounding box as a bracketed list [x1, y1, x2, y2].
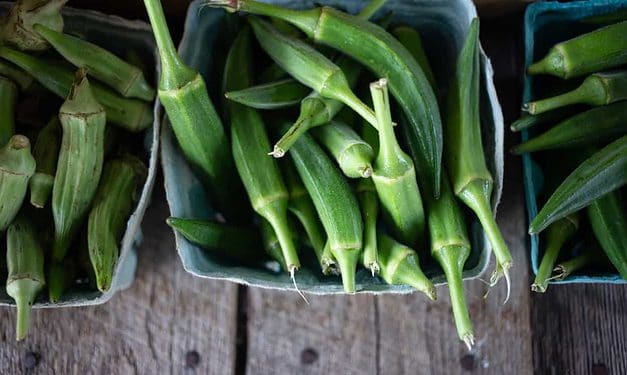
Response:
[0, 47, 153, 132]
[513, 101, 627, 154]
[377, 234, 435, 300]
[260, 219, 287, 272]
[0, 135, 36, 231]
[510, 106, 580, 132]
[1, 0, 66, 51]
[370, 79, 424, 247]
[553, 248, 596, 281]
[444, 19, 512, 290]
[226, 28, 300, 272]
[524, 71, 627, 115]
[6, 215, 45, 341]
[88, 156, 147, 292]
[167, 217, 265, 264]
[207, 0, 442, 197]
[225, 78, 308, 109]
[0, 60, 33, 91]
[33, 24, 156, 101]
[0, 76, 18, 146]
[29, 116, 61, 208]
[587, 191, 627, 279]
[312, 120, 374, 179]
[52, 70, 105, 262]
[249, 17, 377, 129]
[391, 26, 436, 90]
[286, 124, 362, 292]
[528, 21, 627, 79]
[530, 135, 627, 234]
[531, 214, 579, 293]
[357, 177, 379, 275]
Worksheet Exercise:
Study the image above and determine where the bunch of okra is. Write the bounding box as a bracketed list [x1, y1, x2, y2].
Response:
[510, 15, 627, 291]
[0, 0, 153, 339]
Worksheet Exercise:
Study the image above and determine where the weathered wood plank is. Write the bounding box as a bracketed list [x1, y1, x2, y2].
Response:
[0, 185, 239, 375]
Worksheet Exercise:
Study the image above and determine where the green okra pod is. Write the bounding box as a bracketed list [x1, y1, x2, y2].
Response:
[357, 177, 379, 275]
[6, 215, 45, 341]
[207, 0, 443, 197]
[524, 71, 627, 115]
[0, 46, 153, 132]
[587, 191, 627, 279]
[88, 156, 147, 292]
[370, 79, 425, 247]
[530, 135, 627, 234]
[391, 26, 436, 90]
[29, 116, 61, 208]
[225, 78, 309, 109]
[312, 120, 374, 179]
[33, 24, 156, 101]
[528, 21, 627, 79]
[52, 70, 106, 262]
[0, 76, 18, 146]
[444, 19, 512, 291]
[531, 214, 579, 293]
[0, 135, 36, 231]
[512, 101, 627, 154]
[510, 106, 581, 132]
[226, 28, 300, 273]
[377, 234, 435, 300]
[553, 248, 596, 280]
[1, 0, 66, 51]
[260, 219, 288, 272]
[0, 60, 33, 91]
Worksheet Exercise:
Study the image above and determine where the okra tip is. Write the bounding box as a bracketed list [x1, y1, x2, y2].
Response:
[269, 145, 285, 158]
[289, 266, 310, 305]
[203, 0, 239, 11]
[488, 262, 512, 304]
[530, 282, 547, 293]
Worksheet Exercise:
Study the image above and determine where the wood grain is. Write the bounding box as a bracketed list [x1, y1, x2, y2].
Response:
[0, 185, 239, 375]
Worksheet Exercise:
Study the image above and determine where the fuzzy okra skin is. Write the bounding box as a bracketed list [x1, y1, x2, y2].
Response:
[208, 0, 443, 197]
[586, 192, 627, 279]
[531, 214, 579, 293]
[33, 24, 156, 101]
[444, 19, 512, 288]
[528, 21, 627, 79]
[1, 0, 66, 51]
[286, 124, 363, 293]
[29, 116, 61, 208]
[513, 101, 627, 154]
[530, 134, 627, 234]
[0, 76, 18, 146]
[88, 156, 147, 292]
[0, 135, 36, 231]
[0, 46, 153, 132]
[226, 28, 300, 272]
[524, 71, 627, 115]
[52, 70, 106, 262]
[312, 121, 374, 179]
[6, 215, 45, 341]
[225, 78, 309, 109]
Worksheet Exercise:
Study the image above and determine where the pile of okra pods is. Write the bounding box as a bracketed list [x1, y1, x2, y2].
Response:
[0, 1, 153, 339]
[147, 0, 511, 347]
[511, 17, 627, 291]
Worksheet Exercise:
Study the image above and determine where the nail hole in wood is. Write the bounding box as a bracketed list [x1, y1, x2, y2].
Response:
[592, 363, 608, 375]
[24, 351, 40, 369]
[460, 354, 476, 371]
[300, 348, 319, 365]
[185, 350, 200, 369]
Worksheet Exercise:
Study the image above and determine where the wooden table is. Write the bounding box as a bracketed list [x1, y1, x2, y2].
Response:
[1, 5, 626, 375]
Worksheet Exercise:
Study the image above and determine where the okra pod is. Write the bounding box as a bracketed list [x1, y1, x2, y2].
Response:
[377, 234, 435, 300]
[52, 70, 105, 262]
[88, 156, 147, 292]
[531, 214, 579, 293]
[208, 0, 443, 197]
[444, 19, 512, 291]
[510, 106, 580, 132]
[357, 178, 379, 275]
[528, 21, 627, 79]
[553, 248, 596, 280]
[249, 17, 377, 129]
[0, 76, 18, 146]
[312, 120, 374, 179]
[287, 125, 363, 292]
[29, 116, 61, 208]
[0, 46, 153, 132]
[226, 28, 300, 272]
[34, 24, 156, 101]
[260, 219, 287, 272]
[0, 135, 36, 231]
[0, 60, 33, 91]
[167, 217, 265, 264]
[524, 71, 627, 115]
[587, 191, 627, 279]
[530, 134, 627, 234]
[370, 79, 425, 247]
[1, 0, 66, 51]
[225, 78, 309, 109]
[391, 26, 436, 90]
[512, 101, 627, 154]
[6, 215, 45, 340]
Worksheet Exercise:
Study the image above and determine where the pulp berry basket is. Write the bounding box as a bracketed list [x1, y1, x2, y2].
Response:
[162, 0, 505, 293]
[0, 3, 161, 306]
[523, 0, 627, 285]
